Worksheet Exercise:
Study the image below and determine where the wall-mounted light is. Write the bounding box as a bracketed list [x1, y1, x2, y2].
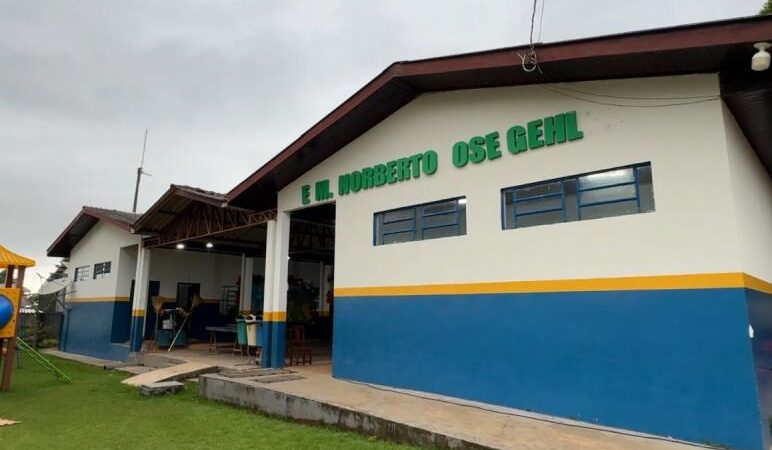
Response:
[752, 42, 770, 72]
[205, 242, 214, 249]
[176, 243, 186, 250]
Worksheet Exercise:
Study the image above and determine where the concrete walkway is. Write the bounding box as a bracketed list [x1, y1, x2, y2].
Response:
[200, 362, 710, 450]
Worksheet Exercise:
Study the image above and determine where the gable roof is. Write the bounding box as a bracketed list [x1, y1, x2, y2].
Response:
[131, 184, 228, 235]
[47, 206, 141, 257]
[226, 15, 772, 209]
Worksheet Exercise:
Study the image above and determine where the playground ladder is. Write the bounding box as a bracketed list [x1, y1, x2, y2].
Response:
[16, 338, 71, 383]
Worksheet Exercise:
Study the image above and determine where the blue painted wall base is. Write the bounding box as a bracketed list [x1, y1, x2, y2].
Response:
[59, 301, 130, 361]
[129, 316, 144, 352]
[261, 321, 273, 368]
[270, 321, 285, 368]
[333, 288, 764, 450]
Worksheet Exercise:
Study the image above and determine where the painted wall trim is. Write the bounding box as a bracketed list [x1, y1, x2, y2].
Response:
[67, 296, 131, 303]
[131, 309, 145, 317]
[263, 311, 287, 322]
[335, 272, 772, 297]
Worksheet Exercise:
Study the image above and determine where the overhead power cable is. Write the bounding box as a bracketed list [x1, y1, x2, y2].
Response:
[538, 85, 720, 108]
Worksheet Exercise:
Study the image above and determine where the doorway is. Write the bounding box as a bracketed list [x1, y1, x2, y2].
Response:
[288, 202, 335, 364]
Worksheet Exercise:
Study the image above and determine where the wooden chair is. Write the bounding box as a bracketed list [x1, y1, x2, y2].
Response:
[286, 325, 312, 366]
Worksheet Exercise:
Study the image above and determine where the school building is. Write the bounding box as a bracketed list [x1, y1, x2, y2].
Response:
[48, 16, 771, 450]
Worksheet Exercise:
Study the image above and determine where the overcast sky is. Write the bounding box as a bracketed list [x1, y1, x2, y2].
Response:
[0, 0, 763, 290]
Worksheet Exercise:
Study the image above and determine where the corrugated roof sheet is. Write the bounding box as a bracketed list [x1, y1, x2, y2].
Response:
[0, 245, 35, 268]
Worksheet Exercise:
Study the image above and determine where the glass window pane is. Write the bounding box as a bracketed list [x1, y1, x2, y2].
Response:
[579, 184, 636, 205]
[515, 195, 562, 215]
[423, 200, 457, 216]
[503, 190, 516, 229]
[422, 225, 458, 240]
[383, 220, 414, 234]
[580, 200, 638, 220]
[564, 179, 578, 222]
[516, 210, 564, 228]
[383, 208, 413, 223]
[383, 231, 415, 245]
[578, 167, 634, 190]
[423, 213, 457, 228]
[515, 181, 561, 200]
[637, 165, 655, 213]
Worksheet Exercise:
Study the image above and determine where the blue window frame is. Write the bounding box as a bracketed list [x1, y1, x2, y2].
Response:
[502, 163, 654, 230]
[374, 197, 467, 245]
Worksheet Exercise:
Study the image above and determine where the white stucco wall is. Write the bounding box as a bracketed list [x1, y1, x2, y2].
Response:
[722, 105, 772, 282]
[144, 249, 243, 300]
[277, 74, 753, 288]
[67, 221, 141, 299]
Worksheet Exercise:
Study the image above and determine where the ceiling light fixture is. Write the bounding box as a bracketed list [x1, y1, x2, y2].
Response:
[752, 42, 770, 72]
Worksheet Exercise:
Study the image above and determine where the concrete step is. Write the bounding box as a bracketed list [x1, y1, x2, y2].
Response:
[122, 362, 218, 387]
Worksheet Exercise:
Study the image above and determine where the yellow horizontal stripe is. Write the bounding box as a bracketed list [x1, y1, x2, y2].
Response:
[238, 310, 251, 315]
[335, 272, 771, 297]
[744, 274, 772, 295]
[132, 309, 145, 317]
[67, 296, 130, 303]
[263, 311, 287, 322]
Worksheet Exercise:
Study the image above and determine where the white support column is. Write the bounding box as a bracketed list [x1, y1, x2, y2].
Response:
[271, 211, 291, 320]
[240, 257, 254, 315]
[269, 211, 291, 367]
[129, 244, 151, 352]
[263, 220, 277, 316]
[260, 219, 277, 367]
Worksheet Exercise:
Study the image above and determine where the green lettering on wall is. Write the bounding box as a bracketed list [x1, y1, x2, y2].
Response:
[386, 161, 397, 184]
[314, 179, 332, 201]
[469, 136, 486, 163]
[302, 111, 583, 204]
[485, 131, 501, 160]
[423, 150, 438, 175]
[543, 114, 566, 146]
[362, 167, 375, 189]
[452, 141, 469, 168]
[566, 111, 584, 140]
[338, 174, 350, 196]
[506, 125, 527, 154]
[409, 153, 422, 178]
[396, 158, 411, 181]
[527, 119, 544, 149]
[351, 171, 363, 192]
[373, 164, 387, 186]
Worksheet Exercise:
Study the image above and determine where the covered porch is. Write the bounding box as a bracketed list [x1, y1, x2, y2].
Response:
[129, 185, 335, 369]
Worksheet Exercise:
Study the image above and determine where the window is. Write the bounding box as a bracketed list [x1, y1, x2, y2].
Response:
[374, 197, 467, 246]
[93, 261, 111, 279]
[74, 266, 90, 282]
[502, 163, 654, 230]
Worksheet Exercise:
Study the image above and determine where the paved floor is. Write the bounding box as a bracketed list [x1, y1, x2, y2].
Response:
[51, 347, 710, 450]
[257, 363, 707, 450]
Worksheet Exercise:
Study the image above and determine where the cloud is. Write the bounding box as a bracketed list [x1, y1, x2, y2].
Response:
[0, 0, 762, 289]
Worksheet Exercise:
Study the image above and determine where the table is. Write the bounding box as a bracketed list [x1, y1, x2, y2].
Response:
[205, 326, 237, 354]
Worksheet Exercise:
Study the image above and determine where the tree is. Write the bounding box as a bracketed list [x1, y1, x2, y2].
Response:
[762, 0, 772, 15]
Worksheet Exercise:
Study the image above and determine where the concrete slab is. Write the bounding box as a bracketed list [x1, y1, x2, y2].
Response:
[140, 381, 184, 396]
[199, 364, 710, 450]
[122, 362, 218, 387]
[41, 349, 121, 368]
[220, 368, 292, 378]
[252, 374, 305, 384]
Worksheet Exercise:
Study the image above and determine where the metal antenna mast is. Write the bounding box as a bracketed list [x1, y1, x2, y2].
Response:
[132, 128, 151, 213]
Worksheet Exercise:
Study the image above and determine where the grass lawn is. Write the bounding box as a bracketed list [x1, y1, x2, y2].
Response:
[0, 353, 420, 450]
